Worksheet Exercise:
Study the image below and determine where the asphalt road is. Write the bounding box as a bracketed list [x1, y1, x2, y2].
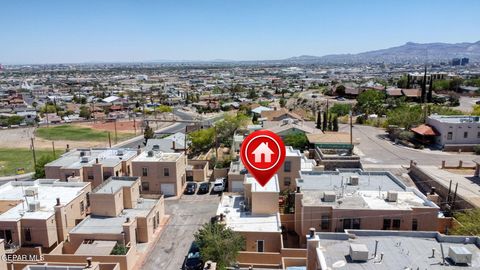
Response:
[142, 191, 221, 270]
[341, 124, 477, 166]
[120, 108, 221, 149]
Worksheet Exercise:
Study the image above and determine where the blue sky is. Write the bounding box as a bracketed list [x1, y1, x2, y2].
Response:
[1, 0, 479, 64]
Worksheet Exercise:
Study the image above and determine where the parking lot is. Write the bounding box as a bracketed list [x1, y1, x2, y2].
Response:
[142, 188, 221, 270]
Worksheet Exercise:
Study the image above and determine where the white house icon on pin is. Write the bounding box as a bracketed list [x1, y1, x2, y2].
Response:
[252, 142, 274, 163]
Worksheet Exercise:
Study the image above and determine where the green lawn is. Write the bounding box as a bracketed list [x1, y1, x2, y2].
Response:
[0, 148, 63, 176]
[35, 125, 133, 142]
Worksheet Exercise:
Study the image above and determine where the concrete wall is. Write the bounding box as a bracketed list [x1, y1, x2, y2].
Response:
[243, 231, 282, 253]
[187, 160, 208, 182]
[132, 154, 186, 196]
[277, 155, 302, 191]
[90, 192, 123, 217]
[427, 117, 480, 146]
[251, 192, 278, 215]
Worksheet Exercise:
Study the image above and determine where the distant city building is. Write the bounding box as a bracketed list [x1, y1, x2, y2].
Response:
[461, 57, 470, 66]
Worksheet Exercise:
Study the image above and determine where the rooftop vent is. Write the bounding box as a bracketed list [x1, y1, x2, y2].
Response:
[24, 187, 39, 196]
[387, 191, 398, 202]
[28, 201, 41, 212]
[147, 150, 154, 157]
[117, 149, 124, 156]
[323, 191, 336, 202]
[81, 156, 90, 163]
[448, 246, 472, 265]
[152, 145, 160, 151]
[350, 175, 359, 186]
[80, 151, 86, 157]
[349, 243, 369, 262]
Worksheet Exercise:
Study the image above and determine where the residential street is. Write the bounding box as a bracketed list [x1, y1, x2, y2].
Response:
[340, 124, 478, 166]
[142, 191, 221, 270]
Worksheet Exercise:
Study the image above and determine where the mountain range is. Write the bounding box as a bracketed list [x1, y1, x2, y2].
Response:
[285, 41, 480, 64]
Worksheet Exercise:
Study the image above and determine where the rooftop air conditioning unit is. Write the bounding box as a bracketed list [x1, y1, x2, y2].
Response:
[117, 149, 124, 156]
[147, 151, 154, 157]
[448, 246, 472, 265]
[349, 244, 369, 261]
[323, 191, 336, 202]
[152, 145, 160, 151]
[350, 175, 359, 186]
[81, 156, 90, 163]
[28, 201, 41, 212]
[387, 191, 398, 202]
[24, 187, 39, 196]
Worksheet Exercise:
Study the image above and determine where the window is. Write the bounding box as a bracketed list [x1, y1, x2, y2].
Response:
[284, 177, 291, 186]
[392, 219, 401, 230]
[464, 131, 468, 138]
[477, 132, 480, 139]
[80, 201, 85, 214]
[142, 181, 150, 191]
[142, 167, 148, 177]
[24, 228, 32, 242]
[447, 132, 453, 140]
[342, 218, 361, 230]
[87, 174, 94, 180]
[321, 215, 330, 230]
[284, 161, 291, 172]
[383, 219, 391, 230]
[256, 240, 264, 252]
[352, 218, 361, 229]
[412, 219, 418, 231]
[163, 168, 170, 177]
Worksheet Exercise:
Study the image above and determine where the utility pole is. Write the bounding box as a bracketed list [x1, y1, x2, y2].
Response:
[114, 119, 118, 144]
[108, 132, 112, 148]
[31, 138, 37, 169]
[51, 141, 56, 159]
[349, 111, 353, 151]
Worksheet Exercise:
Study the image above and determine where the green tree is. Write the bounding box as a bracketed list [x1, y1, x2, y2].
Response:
[34, 154, 55, 179]
[452, 209, 480, 236]
[332, 116, 339, 131]
[316, 111, 322, 129]
[322, 111, 328, 131]
[279, 98, 286, 108]
[329, 103, 352, 116]
[188, 128, 215, 153]
[155, 105, 173, 113]
[327, 114, 333, 131]
[386, 105, 423, 129]
[284, 132, 308, 150]
[194, 222, 245, 269]
[356, 90, 386, 115]
[110, 244, 128, 255]
[247, 88, 258, 99]
[143, 122, 155, 145]
[214, 114, 249, 147]
[79, 106, 91, 119]
[335, 85, 346, 96]
[397, 75, 408, 88]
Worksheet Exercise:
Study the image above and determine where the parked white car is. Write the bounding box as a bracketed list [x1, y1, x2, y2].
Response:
[213, 178, 225, 192]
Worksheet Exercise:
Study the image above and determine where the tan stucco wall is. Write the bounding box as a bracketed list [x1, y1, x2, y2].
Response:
[242, 231, 282, 252]
[277, 156, 301, 191]
[251, 192, 278, 215]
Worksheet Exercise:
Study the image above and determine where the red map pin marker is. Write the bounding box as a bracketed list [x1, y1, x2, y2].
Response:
[240, 130, 286, 187]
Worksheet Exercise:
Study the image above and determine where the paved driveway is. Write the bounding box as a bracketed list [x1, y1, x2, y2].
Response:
[142, 190, 221, 270]
[340, 124, 477, 166]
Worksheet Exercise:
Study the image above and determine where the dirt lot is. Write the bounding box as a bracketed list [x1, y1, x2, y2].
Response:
[0, 127, 106, 149]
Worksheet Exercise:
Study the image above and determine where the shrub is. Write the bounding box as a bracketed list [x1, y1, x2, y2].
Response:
[474, 145, 480, 155]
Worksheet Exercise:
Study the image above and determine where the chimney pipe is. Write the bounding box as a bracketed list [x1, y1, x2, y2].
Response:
[126, 217, 130, 223]
[172, 141, 176, 150]
[56, 198, 60, 206]
[137, 145, 141, 155]
[374, 240, 379, 258]
[430, 187, 436, 195]
[296, 186, 301, 193]
[431, 248, 436, 258]
[86, 257, 92, 268]
[96, 158, 99, 164]
[66, 144, 70, 152]
[309, 227, 315, 238]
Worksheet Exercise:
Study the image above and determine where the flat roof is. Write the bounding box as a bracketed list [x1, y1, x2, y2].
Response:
[317, 230, 480, 269]
[297, 171, 437, 210]
[70, 198, 158, 234]
[429, 115, 480, 124]
[74, 240, 116, 255]
[132, 149, 181, 162]
[245, 174, 279, 193]
[46, 148, 137, 169]
[216, 195, 281, 233]
[0, 180, 88, 221]
[93, 176, 139, 194]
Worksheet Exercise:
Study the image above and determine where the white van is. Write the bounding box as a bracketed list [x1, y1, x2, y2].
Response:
[213, 178, 225, 192]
